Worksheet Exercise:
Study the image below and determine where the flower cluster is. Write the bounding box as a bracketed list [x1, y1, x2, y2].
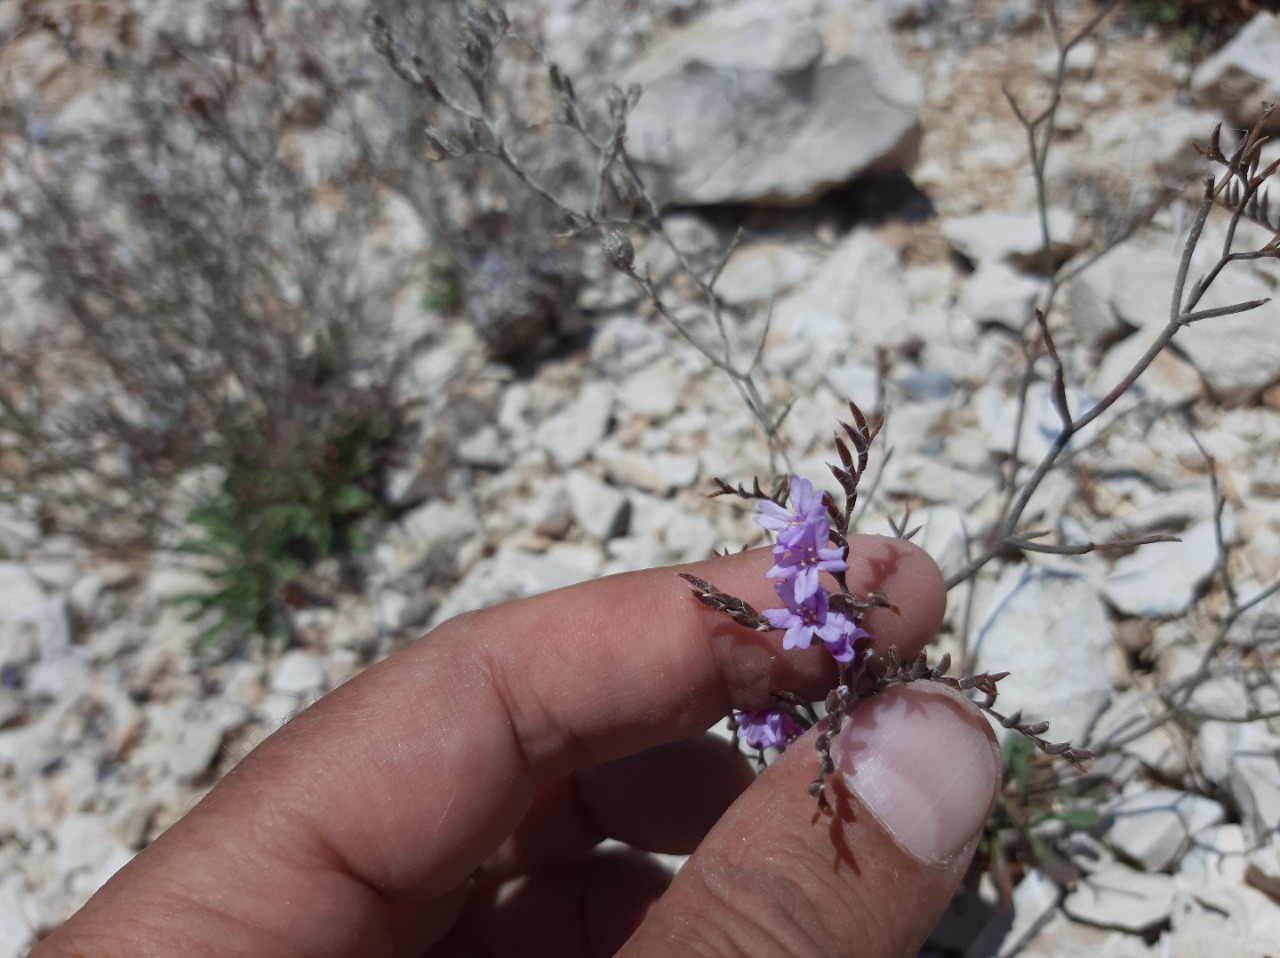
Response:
[735, 476, 874, 751]
[692, 404, 1088, 808]
[757, 477, 871, 663]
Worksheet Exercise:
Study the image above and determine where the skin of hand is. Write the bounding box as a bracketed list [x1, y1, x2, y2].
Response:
[32, 537, 1001, 958]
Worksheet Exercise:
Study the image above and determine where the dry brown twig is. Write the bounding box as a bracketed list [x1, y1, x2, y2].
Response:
[948, 2, 1280, 596]
[366, 3, 792, 474]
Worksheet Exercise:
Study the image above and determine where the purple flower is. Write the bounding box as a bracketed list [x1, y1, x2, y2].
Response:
[762, 580, 850, 652]
[767, 539, 847, 600]
[822, 622, 875, 664]
[735, 709, 804, 750]
[755, 476, 829, 539]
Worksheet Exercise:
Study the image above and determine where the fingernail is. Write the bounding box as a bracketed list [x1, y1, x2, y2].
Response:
[830, 684, 1001, 866]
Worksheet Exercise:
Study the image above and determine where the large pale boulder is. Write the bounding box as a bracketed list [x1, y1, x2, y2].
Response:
[620, 0, 922, 207]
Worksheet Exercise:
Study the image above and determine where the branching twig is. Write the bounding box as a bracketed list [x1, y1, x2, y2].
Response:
[367, 8, 794, 475]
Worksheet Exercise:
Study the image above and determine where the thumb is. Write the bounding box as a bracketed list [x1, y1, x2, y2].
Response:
[621, 683, 1002, 958]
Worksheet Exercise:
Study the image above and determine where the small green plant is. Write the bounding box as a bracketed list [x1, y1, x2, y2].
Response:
[422, 258, 465, 314]
[1126, 0, 1271, 60]
[177, 415, 384, 649]
[980, 735, 1102, 898]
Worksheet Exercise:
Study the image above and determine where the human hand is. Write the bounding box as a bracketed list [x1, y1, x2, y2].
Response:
[33, 538, 1000, 958]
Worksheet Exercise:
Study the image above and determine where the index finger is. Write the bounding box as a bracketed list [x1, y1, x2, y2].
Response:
[249, 536, 944, 892]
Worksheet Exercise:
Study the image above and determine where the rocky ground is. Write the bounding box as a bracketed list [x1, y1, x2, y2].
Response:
[2, 0, 1280, 954]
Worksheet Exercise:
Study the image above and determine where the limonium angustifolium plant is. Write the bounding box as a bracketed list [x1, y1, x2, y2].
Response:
[682, 402, 1092, 812]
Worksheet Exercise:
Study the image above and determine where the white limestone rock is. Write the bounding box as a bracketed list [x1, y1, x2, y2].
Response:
[941, 208, 1076, 268]
[524, 480, 575, 540]
[771, 230, 914, 366]
[431, 542, 603, 626]
[1102, 518, 1221, 618]
[957, 261, 1043, 330]
[1090, 331, 1202, 409]
[457, 426, 513, 469]
[823, 363, 881, 415]
[0, 871, 36, 957]
[972, 565, 1112, 746]
[715, 241, 818, 305]
[375, 498, 477, 581]
[1245, 834, 1280, 898]
[0, 563, 45, 628]
[1176, 826, 1280, 958]
[974, 380, 1108, 466]
[565, 471, 630, 541]
[1192, 12, 1280, 132]
[269, 650, 329, 696]
[615, 356, 689, 420]
[589, 317, 669, 379]
[621, 0, 922, 206]
[534, 384, 613, 470]
[1035, 40, 1096, 79]
[963, 868, 1061, 958]
[1103, 788, 1225, 873]
[1088, 690, 1185, 780]
[52, 812, 135, 903]
[1016, 910, 1156, 957]
[1063, 863, 1176, 933]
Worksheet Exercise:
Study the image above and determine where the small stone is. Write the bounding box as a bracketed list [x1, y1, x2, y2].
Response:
[996, 0, 1039, 32]
[772, 230, 913, 364]
[1104, 788, 1225, 873]
[958, 261, 1043, 329]
[1062, 250, 1133, 351]
[0, 872, 36, 956]
[431, 544, 601, 624]
[66, 572, 104, 626]
[963, 868, 1060, 958]
[374, 588, 431, 633]
[1161, 910, 1239, 958]
[1229, 741, 1280, 844]
[457, 425, 512, 469]
[1176, 827, 1280, 958]
[1063, 863, 1176, 933]
[1088, 691, 1185, 780]
[524, 481, 574, 539]
[375, 498, 476, 581]
[589, 317, 668, 378]
[1192, 12, 1280, 133]
[1017, 910, 1156, 957]
[1178, 823, 1248, 890]
[941, 209, 1077, 268]
[823, 363, 881, 415]
[53, 813, 135, 901]
[1035, 40, 1097, 79]
[662, 511, 717, 563]
[565, 471, 630, 541]
[594, 441, 665, 493]
[269, 650, 328, 696]
[1091, 332, 1202, 409]
[652, 452, 699, 491]
[1102, 519, 1221, 618]
[0, 501, 39, 559]
[1245, 834, 1280, 898]
[615, 357, 688, 420]
[0, 563, 45, 626]
[603, 535, 672, 575]
[715, 241, 817, 305]
[534, 384, 612, 469]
